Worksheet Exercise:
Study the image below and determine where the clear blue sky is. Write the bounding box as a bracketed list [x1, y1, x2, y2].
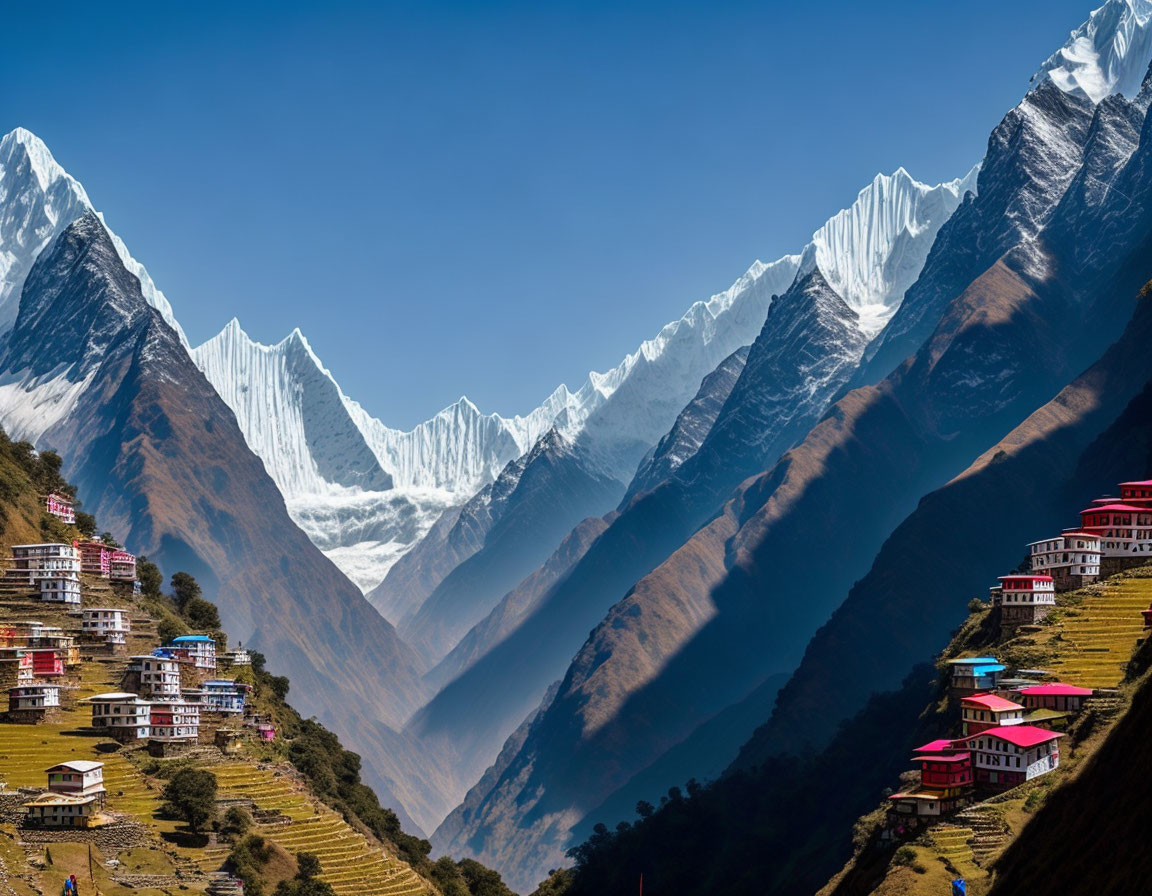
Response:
[1, 0, 1093, 428]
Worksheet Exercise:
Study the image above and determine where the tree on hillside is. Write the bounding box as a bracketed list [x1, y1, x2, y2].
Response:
[161, 767, 218, 831]
[458, 858, 516, 896]
[137, 557, 163, 598]
[99, 531, 121, 548]
[171, 571, 202, 610]
[74, 511, 97, 538]
[184, 596, 222, 630]
[272, 851, 335, 896]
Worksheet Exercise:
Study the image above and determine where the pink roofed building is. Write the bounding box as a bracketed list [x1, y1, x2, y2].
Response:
[1018, 682, 1093, 714]
[957, 725, 1063, 791]
[961, 693, 1025, 736]
[1079, 502, 1152, 561]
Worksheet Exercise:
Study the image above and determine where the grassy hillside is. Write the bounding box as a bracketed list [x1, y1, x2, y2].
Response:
[0, 430, 510, 896]
[817, 568, 1152, 896]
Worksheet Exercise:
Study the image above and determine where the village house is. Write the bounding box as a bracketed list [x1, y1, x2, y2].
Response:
[1079, 502, 1152, 567]
[46, 761, 106, 805]
[223, 644, 252, 667]
[7, 683, 61, 721]
[44, 492, 75, 524]
[961, 693, 1025, 736]
[82, 607, 130, 645]
[75, 540, 112, 577]
[1018, 682, 1093, 714]
[947, 657, 1006, 696]
[0, 647, 33, 689]
[24, 624, 80, 666]
[1028, 532, 1101, 590]
[38, 575, 81, 604]
[29, 648, 65, 679]
[109, 550, 137, 581]
[257, 722, 275, 742]
[148, 699, 200, 748]
[202, 679, 248, 714]
[1119, 479, 1152, 506]
[168, 634, 217, 671]
[22, 792, 100, 828]
[887, 742, 974, 828]
[993, 574, 1056, 627]
[88, 692, 151, 742]
[957, 725, 1063, 791]
[127, 654, 181, 698]
[8, 543, 81, 581]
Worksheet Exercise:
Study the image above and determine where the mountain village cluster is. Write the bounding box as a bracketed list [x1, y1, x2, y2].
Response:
[0, 491, 272, 830]
[885, 478, 1152, 835]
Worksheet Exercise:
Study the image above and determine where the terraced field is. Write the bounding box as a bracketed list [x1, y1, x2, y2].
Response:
[0, 590, 431, 896]
[1041, 571, 1152, 687]
[204, 763, 429, 896]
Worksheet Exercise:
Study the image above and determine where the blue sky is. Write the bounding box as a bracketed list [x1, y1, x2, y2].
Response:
[1, 0, 1094, 428]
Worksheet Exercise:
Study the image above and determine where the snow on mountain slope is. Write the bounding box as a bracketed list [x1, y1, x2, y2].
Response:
[1035, 0, 1152, 103]
[800, 166, 979, 335]
[193, 319, 393, 496]
[0, 128, 186, 343]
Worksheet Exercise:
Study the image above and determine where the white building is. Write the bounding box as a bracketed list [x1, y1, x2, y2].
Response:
[9, 543, 81, 580]
[169, 635, 216, 671]
[39, 575, 81, 604]
[1028, 532, 1102, 589]
[23, 793, 99, 828]
[82, 608, 131, 645]
[46, 760, 105, 801]
[958, 725, 1063, 790]
[8, 683, 61, 713]
[202, 680, 246, 714]
[128, 654, 182, 698]
[994, 574, 1056, 626]
[148, 699, 201, 742]
[88, 692, 151, 741]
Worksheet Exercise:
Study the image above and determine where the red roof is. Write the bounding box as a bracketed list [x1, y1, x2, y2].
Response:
[962, 693, 1024, 712]
[998, 574, 1053, 584]
[1081, 503, 1148, 514]
[915, 752, 970, 763]
[1120, 480, 1152, 488]
[913, 739, 955, 754]
[960, 725, 1063, 748]
[1019, 683, 1093, 697]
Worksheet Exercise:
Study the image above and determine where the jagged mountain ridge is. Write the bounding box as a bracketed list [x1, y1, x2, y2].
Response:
[0, 211, 432, 834]
[432, 47, 1152, 891]
[0, 127, 184, 345]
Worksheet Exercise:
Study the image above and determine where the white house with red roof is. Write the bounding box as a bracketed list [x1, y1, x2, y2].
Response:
[1079, 502, 1152, 559]
[992, 574, 1056, 626]
[958, 725, 1062, 790]
[961, 693, 1025, 736]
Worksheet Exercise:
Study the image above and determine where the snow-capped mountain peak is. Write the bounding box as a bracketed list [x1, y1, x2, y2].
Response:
[798, 165, 978, 336]
[0, 127, 187, 344]
[1035, 0, 1152, 103]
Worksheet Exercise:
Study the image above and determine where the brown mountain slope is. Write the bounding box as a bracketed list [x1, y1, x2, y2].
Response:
[2, 213, 431, 832]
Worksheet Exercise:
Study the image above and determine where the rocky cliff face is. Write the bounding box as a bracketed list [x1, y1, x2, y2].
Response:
[0, 213, 430, 833]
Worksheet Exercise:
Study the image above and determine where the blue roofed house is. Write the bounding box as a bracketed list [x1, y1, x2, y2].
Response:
[167, 635, 216, 671]
[947, 657, 1006, 696]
